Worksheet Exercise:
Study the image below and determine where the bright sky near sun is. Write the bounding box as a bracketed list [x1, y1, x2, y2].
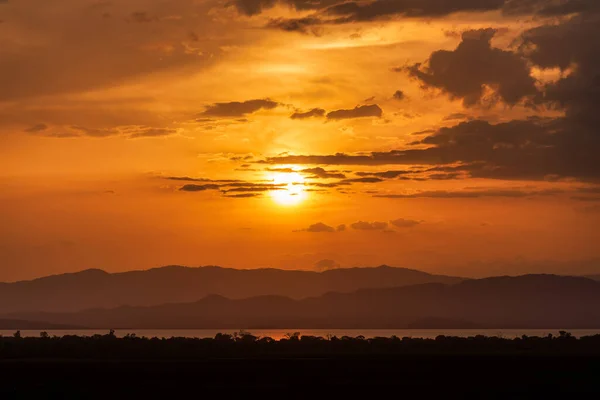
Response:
[0, 0, 599, 281]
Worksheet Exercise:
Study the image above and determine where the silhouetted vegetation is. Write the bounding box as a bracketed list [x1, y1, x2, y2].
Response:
[1, 330, 599, 359]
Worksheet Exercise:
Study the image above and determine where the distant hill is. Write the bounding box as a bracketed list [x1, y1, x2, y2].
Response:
[0, 266, 462, 313]
[586, 275, 600, 282]
[0, 319, 84, 330]
[8, 275, 600, 329]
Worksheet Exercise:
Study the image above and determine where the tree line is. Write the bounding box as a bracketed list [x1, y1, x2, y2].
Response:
[1, 330, 599, 359]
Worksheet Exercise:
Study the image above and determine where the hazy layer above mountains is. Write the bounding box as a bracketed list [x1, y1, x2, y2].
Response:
[7, 274, 600, 329]
[0, 266, 461, 313]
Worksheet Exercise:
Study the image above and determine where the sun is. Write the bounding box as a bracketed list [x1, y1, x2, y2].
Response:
[269, 172, 307, 206]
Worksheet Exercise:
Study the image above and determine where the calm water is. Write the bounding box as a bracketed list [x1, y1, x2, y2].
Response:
[1, 329, 599, 340]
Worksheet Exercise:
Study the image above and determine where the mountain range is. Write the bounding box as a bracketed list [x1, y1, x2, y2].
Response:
[0, 265, 461, 313]
[4, 273, 600, 329]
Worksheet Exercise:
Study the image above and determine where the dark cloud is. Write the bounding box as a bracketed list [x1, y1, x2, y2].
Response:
[266, 167, 345, 179]
[351, 221, 388, 230]
[326, 104, 383, 120]
[374, 188, 563, 199]
[233, 0, 277, 15]
[199, 99, 280, 117]
[290, 108, 326, 119]
[504, 0, 600, 16]
[520, 14, 600, 129]
[393, 90, 405, 100]
[223, 185, 286, 193]
[323, 0, 506, 21]
[341, 177, 385, 184]
[24, 123, 48, 133]
[406, 29, 537, 106]
[266, 167, 296, 173]
[224, 193, 262, 198]
[411, 129, 436, 136]
[304, 182, 349, 188]
[172, 177, 292, 198]
[179, 184, 220, 192]
[303, 222, 336, 233]
[234, 0, 339, 16]
[259, 0, 596, 32]
[390, 218, 421, 228]
[356, 170, 413, 179]
[267, 17, 323, 35]
[264, 111, 600, 180]
[230, 154, 256, 162]
[443, 113, 471, 121]
[302, 167, 346, 179]
[166, 177, 245, 183]
[336, 224, 347, 231]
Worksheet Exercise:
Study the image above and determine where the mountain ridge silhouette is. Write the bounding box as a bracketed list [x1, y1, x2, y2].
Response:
[6, 274, 600, 329]
[0, 265, 462, 313]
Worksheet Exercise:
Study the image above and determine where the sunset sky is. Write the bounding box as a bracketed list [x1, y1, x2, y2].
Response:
[1, 0, 599, 281]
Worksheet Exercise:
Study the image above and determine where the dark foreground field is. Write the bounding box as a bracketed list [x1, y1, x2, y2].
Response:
[2, 356, 600, 398]
[2, 332, 600, 397]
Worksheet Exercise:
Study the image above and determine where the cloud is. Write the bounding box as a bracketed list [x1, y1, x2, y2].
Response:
[340, 177, 385, 184]
[406, 29, 537, 106]
[257, 0, 595, 32]
[304, 222, 336, 232]
[374, 188, 563, 199]
[390, 218, 421, 228]
[223, 185, 286, 193]
[323, 0, 507, 22]
[70, 125, 120, 138]
[267, 17, 323, 35]
[263, 110, 600, 181]
[199, 99, 280, 117]
[355, 170, 414, 179]
[351, 221, 388, 230]
[24, 124, 48, 133]
[128, 127, 178, 139]
[443, 113, 471, 121]
[224, 193, 262, 198]
[35, 124, 178, 139]
[179, 184, 220, 192]
[290, 108, 326, 119]
[232, 0, 277, 16]
[166, 176, 245, 183]
[302, 167, 346, 179]
[326, 104, 383, 120]
[233, 0, 341, 16]
[393, 90, 405, 100]
[504, 0, 600, 16]
[266, 167, 346, 179]
[520, 14, 600, 131]
[0, 1, 226, 103]
[336, 224, 347, 231]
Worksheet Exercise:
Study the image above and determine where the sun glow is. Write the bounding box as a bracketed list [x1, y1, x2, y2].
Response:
[269, 172, 307, 206]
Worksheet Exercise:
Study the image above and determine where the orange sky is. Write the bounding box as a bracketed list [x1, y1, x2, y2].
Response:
[1, 0, 599, 281]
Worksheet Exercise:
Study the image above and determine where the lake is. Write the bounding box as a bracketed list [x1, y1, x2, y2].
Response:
[1, 329, 599, 340]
